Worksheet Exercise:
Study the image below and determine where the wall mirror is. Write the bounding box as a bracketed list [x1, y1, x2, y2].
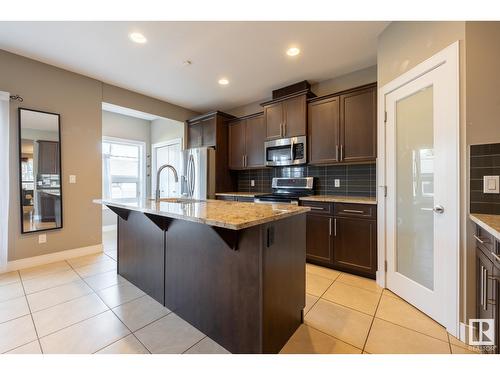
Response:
[18, 108, 63, 233]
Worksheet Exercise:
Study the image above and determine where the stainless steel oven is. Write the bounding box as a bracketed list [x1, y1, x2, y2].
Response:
[264, 136, 307, 167]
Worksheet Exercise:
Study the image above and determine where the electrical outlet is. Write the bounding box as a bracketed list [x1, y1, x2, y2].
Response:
[38, 234, 47, 244]
[69, 175, 77, 184]
[484, 176, 499, 194]
[251, 180, 255, 187]
[334, 179, 340, 188]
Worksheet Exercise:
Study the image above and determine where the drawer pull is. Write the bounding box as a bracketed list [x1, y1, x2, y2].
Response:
[491, 251, 500, 263]
[474, 235, 488, 244]
[309, 206, 325, 210]
[342, 209, 364, 214]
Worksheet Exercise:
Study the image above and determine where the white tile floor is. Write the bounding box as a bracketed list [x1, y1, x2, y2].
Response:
[0, 230, 481, 354]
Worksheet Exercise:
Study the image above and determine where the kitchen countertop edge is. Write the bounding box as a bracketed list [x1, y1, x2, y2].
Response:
[470, 213, 500, 241]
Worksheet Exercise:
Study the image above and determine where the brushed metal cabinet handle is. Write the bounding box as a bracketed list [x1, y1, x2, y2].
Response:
[340, 145, 344, 160]
[334, 218, 337, 237]
[343, 209, 364, 214]
[336, 145, 339, 161]
[474, 235, 485, 244]
[491, 251, 500, 263]
[309, 206, 324, 210]
[329, 218, 332, 236]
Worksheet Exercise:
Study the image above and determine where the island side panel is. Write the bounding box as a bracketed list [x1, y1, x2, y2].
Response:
[117, 210, 165, 304]
[164, 219, 263, 354]
[262, 213, 306, 354]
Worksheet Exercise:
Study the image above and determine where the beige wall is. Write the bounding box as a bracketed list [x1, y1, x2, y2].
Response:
[151, 117, 185, 145]
[377, 22, 466, 86]
[377, 21, 473, 328]
[1, 49, 197, 261]
[227, 65, 377, 118]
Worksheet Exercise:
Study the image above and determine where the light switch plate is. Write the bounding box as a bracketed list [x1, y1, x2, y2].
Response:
[250, 180, 255, 187]
[483, 175, 500, 194]
[334, 179, 340, 188]
[38, 234, 47, 244]
[69, 175, 76, 184]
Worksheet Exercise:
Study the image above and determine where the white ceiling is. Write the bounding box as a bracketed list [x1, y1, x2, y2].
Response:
[0, 22, 389, 112]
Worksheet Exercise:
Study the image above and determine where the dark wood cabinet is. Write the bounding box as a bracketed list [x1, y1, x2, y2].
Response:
[474, 223, 500, 353]
[308, 96, 340, 164]
[263, 94, 307, 140]
[245, 115, 265, 168]
[228, 113, 265, 170]
[308, 83, 377, 165]
[187, 120, 203, 149]
[186, 111, 236, 193]
[37, 140, 60, 174]
[306, 213, 333, 263]
[340, 85, 377, 163]
[301, 200, 377, 278]
[228, 119, 246, 169]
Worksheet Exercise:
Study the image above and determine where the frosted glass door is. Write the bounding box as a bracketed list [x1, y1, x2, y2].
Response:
[395, 86, 434, 290]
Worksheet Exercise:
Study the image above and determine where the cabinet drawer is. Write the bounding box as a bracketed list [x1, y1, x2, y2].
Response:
[301, 201, 333, 215]
[475, 225, 496, 254]
[334, 203, 376, 219]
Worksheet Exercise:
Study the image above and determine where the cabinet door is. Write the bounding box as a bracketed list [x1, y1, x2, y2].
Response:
[187, 121, 202, 148]
[340, 86, 376, 162]
[283, 95, 307, 137]
[333, 217, 377, 277]
[306, 214, 333, 264]
[476, 248, 494, 321]
[308, 97, 340, 164]
[245, 115, 265, 168]
[228, 120, 246, 170]
[38, 141, 59, 174]
[264, 102, 283, 140]
[201, 116, 216, 147]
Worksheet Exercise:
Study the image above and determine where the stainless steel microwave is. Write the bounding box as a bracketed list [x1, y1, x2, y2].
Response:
[264, 136, 307, 167]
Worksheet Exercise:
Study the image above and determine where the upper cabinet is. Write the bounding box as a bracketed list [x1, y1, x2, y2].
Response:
[228, 113, 265, 170]
[308, 83, 377, 165]
[37, 140, 60, 174]
[263, 94, 308, 140]
[186, 111, 234, 149]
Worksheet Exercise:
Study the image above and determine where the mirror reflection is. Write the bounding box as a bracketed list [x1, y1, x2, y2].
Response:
[19, 108, 62, 233]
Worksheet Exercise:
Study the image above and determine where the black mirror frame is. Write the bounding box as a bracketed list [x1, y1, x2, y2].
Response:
[18, 107, 63, 234]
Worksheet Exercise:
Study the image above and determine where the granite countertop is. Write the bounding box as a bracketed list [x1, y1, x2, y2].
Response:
[215, 192, 266, 198]
[299, 195, 377, 205]
[94, 198, 309, 230]
[470, 213, 500, 240]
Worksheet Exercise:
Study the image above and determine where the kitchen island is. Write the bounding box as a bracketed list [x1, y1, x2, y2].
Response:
[94, 198, 309, 354]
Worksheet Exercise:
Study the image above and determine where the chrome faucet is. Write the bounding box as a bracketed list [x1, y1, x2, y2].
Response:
[155, 164, 179, 202]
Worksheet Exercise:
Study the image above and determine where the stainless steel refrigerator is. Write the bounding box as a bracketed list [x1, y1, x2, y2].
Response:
[180, 147, 216, 200]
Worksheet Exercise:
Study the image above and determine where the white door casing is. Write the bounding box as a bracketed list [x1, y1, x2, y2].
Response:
[377, 42, 460, 336]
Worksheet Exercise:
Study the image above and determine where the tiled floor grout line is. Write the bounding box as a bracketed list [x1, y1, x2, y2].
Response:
[16, 270, 44, 354]
[65, 258, 155, 354]
[361, 290, 383, 353]
[181, 336, 208, 354]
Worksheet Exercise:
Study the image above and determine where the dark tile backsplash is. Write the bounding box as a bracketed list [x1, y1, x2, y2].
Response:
[470, 143, 500, 215]
[235, 163, 376, 197]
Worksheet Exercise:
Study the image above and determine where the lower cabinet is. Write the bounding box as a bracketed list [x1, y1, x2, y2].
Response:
[302, 201, 377, 279]
[474, 224, 500, 353]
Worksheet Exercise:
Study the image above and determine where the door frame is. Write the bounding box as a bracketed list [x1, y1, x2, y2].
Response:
[376, 41, 460, 336]
[151, 138, 183, 194]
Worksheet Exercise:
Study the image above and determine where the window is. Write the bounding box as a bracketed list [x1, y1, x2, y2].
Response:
[102, 138, 145, 201]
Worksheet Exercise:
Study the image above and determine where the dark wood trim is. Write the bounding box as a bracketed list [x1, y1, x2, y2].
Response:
[307, 82, 377, 104]
[227, 111, 264, 123]
[186, 110, 236, 123]
[260, 89, 316, 106]
[106, 205, 130, 221]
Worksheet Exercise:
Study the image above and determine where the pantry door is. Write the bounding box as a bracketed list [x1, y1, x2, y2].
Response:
[382, 42, 459, 334]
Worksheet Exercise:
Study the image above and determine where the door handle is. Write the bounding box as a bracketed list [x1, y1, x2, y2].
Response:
[433, 205, 444, 214]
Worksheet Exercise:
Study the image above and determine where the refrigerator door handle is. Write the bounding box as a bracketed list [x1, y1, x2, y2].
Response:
[188, 154, 195, 198]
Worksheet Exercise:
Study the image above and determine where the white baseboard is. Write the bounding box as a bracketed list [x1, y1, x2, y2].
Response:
[0, 244, 103, 274]
[102, 224, 117, 232]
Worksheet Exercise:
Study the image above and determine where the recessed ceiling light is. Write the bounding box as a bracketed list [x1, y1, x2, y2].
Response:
[286, 47, 300, 57]
[218, 78, 229, 86]
[129, 32, 147, 44]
